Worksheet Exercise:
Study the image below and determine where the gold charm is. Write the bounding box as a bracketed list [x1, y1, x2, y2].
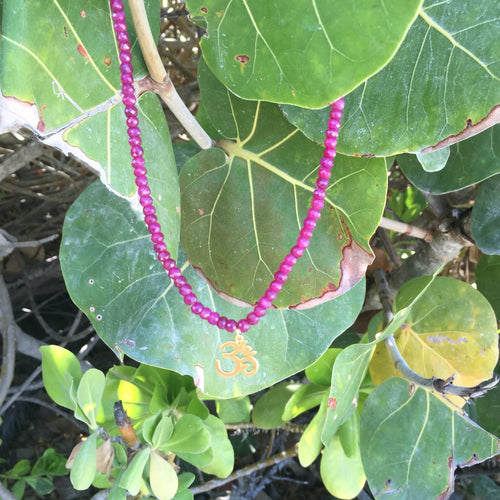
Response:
[215, 330, 259, 378]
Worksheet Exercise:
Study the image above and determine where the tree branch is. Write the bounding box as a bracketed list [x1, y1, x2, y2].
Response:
[128, 0, 213, 149]
[0, 274, 16, 408]
[378, 216, 432, 241]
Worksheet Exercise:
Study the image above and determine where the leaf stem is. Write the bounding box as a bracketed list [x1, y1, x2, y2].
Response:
[378, 216, 432, 241]
[128, 0, 213, 149]
[373, 268, 498, 399]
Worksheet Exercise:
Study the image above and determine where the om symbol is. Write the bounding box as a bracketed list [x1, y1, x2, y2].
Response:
[215, 332, 259, 378]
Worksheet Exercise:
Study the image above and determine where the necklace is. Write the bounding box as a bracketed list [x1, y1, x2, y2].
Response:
[110, 0, 344, 377]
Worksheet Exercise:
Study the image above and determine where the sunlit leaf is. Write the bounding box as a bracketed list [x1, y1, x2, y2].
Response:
[150, 451, 178, 500]
[471, 174, 500, 255]
[369, 277, 499, 404]
[198, 415, 234, 478]
[216, 397, 251, 424]
[416, 147, 450, 172]
[76, 368, 105, 429]
[118, 447, 150, 496]
[182, 58, 386, 308]
[186, 0, 421, 108]
[361, 377, 500, 499]
[252, 382, 301, 428]
[282, 0, 500, 156]
[60, 180, 366, 398]
[69, 433, 98, 491]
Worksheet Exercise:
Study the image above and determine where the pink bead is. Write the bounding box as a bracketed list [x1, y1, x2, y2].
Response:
[143, 205, 155, 216]
[116, 32, 129, 43]
[325, 128, 339, 138]
[184, 293, 197, 306]
[317, 178, 329, 190]
[131, 146, 144, 157]
[200, 307, 211, 320]
[311, 198, 324, 210]
[246, 312, 259, 325]
[291, 245, 304, 258]
[254, 306, 266, 317]
[163, 259, 175, 270]
[135, 176, 148, 187]
[174, 276, 187, 287]
[168, 267, 181, 279]
[300, 228, 312, 239]
[120, 62, 133, 74]
[333, 98, 345, 110]
[328, 119, 341, 130]
[284, 254, 297, 266]
[265, 289, 277, 301]
[191, 302, 203, 314]
[151, 232, 164, 244]
[323, 148, 337, 159]
[119, 42, 131, 52]
[132, 157, 145, 168]
[274, 271, 288, 283]
[217, 316, 228, 329]
[297, 236, 310, 249]
[324, 137, 337, 149]
[121, 73, 133, 85]
[320, 157, 333, 169]
[157, 251, 169, 262]
[313, 188, 326, 199]
[153, 241, 165, 252]
[123, 95, 136, 107]
[124, 106, 137, 117]
[112, 11, 125, 22]
[122, 85, 135, 97]
[119, 51, 131, 63]
[237, 320, 250, 333]
[114, 22, 128, 33]
[179, 285, 192, 297]
[308, 208, 321, 220]
[270, 280, 283, 293]
[279, 263, 292, 275]
[111, 1, 124, 12]
[258, 297, 272, 309]
[303, 218, 316, 231]
[208, 312, 220, 325]
[226, 320, 237, 333]
[129, 137, 142, 148]
[126, 116, 139, 127]
[140, 195, 153, 206]
[138, 186, 150, 197]
[318, 167, 331, 179]
[127, 127, 141, 137]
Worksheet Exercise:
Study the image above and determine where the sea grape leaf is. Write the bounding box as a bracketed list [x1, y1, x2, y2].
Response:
[471, 174, 500, 255]
[369, 276, 499, 406]
[399, 125, 500, 194]
[475, 254, 500, 316]
[282, 0, 500, 156]
[475, 378, 500, 438]
[186, 0, 422, 108]
[60, 180, 366, 398]
[181, 59, 387, 308]
[0, 1, 180, 259]
[416, 146, 450, 172]
[361, 377, 500, 499]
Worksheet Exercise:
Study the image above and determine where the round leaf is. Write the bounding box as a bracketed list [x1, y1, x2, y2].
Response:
[164, 414, 210, 454]
[150, 451, 178, 500]
[186, 0, 422, 107]
[361, 377, 500, 499]
[283, 0, 500, 155]
[60, 180, 366, 398]
[69, 433, 98, 491]
[369, 277, 499, 400]
[471, 174, 500, 255]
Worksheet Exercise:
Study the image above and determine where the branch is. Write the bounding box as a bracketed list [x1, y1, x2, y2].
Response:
[128, 0, 213, 149]
[225, 422, 306, 433]
[378, 216, 432, 241]
[190, 445, 298, 495]
[0, 275, 16, 408]
[373, 269, 499, 399]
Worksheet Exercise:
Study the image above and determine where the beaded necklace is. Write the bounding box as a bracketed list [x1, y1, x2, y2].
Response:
[109, 0, 344, 377]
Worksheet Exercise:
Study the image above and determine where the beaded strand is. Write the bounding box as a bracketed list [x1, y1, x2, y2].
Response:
[110, 0, 344, 334]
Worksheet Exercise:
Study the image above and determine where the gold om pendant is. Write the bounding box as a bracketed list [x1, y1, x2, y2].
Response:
[215, 331, 259, 378]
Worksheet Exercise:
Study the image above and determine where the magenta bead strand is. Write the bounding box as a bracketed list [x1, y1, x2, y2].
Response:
[110, 0, 344, 333]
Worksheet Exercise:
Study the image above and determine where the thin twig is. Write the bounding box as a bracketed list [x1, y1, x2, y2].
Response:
[379, 216, 432, 241]
[0, 274, 16, 408]
[128, 1, 213, 149]
[1, 365, 42, 415]
[225, 422, 307, 433]
[373, 269, 499, 399]
[190, 445, 298, 495]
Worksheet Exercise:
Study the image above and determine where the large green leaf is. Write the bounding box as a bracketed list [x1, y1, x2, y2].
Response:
[361, 377, 500, 499]
[60, 180, 366, 398]
[475, 254, 500, 316]
[370, 276, 499, 406]
[181, 59, 387, 308]
[399, 126, 500, 194]
[471, 174, 500, 255]
[282, 0, 500, 156]
[0, 0, 180, 258]
[186, 0, 422, 108]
